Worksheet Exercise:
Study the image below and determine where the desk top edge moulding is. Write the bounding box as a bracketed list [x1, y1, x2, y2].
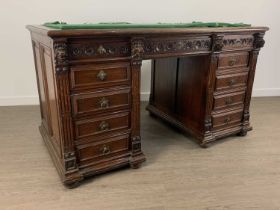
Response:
[27, 22, 268, 186]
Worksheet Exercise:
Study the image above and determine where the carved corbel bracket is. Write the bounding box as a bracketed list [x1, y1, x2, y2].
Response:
[253, 33, 265, 49]
[54, 41, 69, 73]
[212, 34, 224, 52]
[64, 151, 78, 172]
[131, 38, 145, 65]
[131, 136, 142, 153]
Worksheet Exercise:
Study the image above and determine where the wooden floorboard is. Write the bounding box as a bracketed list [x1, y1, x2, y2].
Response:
[0, 97, 280, 210]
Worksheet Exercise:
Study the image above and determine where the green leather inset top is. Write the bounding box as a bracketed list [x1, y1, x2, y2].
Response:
[43, 21, 251, 29]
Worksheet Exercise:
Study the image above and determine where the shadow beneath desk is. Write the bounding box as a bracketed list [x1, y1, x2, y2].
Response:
[140, 102, 200, 164]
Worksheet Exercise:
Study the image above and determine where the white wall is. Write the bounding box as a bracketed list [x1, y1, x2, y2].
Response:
[0, 0, 279, 105]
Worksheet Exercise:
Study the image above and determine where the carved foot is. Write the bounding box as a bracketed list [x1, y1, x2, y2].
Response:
[199, 142, 209, 148]
[129, 153, 146, 169]
[238, 129, 248, 137]
[63, 171, 84, 188]
[130, 162, 142, 169]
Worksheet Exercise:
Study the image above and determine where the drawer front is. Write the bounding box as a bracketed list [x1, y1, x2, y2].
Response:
[223, 35, 254, 51]
[76, 134, 130, 164]
[70, 63, 131, 90]
[218, 52, 249, 69]
[212, 110, 243, 129]
[72, 88, 131, 117]
[74, 112, 130, 139]
[213, 91, 245, 110]
[215, 72, 248, 92]
[68, 39, 130, 60]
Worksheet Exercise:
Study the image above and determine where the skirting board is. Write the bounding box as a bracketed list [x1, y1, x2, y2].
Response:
[0, 88, 280, 106]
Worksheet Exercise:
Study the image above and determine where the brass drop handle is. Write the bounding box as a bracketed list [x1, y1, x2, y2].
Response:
[225, 97, 233, 105]
[100, 145, 110, 155]
[98, 97, 109, 108]
[96, 70, 107, 81]
[99, 121, 110, 131]
[224, 117, 231, 124]
[228, 78, 236, 86]
[228, 58, 237, 66]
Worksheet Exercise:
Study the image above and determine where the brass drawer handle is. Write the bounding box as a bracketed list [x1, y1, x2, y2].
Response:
[225, 97, 233, 105]
[99, 121, 110, 131]
[228, 78, 236, 86]
[224, 117, 231, 124]
[228, 58, 237, 66]
[100, 145, 110, 155]
[98, 97, 109, 109]
[96, 70, 107, 81]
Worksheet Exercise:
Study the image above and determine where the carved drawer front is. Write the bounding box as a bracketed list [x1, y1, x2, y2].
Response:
[213, 91, 245, 111]
[76, 134, 129, 165]
[70, 62, 131, 90]
[72, 87, 131, 117]
[215, 72, 248, 92]
[222, 35, 254, 51]
[74, 112, 130, 139]
[68, 39, 130, 60]
[218, 52, 249, 69]
[212, 109, 243, 130]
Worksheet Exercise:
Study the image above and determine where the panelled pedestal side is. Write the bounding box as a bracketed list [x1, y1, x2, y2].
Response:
[147, 33, 266, 147]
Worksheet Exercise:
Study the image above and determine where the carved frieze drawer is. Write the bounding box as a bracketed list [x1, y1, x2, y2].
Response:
[213, 91, 245, 111]
[76, 134, 130, 166]
[70, 62, 131, 90]
[71, 87, 131, 117]
[218, 52, 249, 69]
[215, 72, 248, 92]
[68, 39, 130, 60]
[212, 109, 243, 130]
[222, 35, 254, 50]
[143, 36, 211, 57]
[74, 111, 130, 140]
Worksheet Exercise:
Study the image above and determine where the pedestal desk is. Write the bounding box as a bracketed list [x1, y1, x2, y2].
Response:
[27, 23, 268, 186]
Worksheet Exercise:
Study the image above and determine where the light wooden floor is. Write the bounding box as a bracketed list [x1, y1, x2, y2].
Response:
[0, 98, 280, 210]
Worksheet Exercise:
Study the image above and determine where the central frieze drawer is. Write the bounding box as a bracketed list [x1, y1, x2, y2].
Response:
[70, 62, 131, 90]
[71, 87, 131, 117]
[215, 72, 248, 92]
[74, 112, 130, 139]
[76, 134, 130, 164]
[218, 52, 249, 69]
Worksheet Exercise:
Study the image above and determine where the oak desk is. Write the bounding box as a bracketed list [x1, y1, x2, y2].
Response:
[27, 23, 268, 186]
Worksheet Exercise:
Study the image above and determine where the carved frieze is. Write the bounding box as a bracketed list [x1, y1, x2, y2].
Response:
[223, 36, 254, 50]
[69, 42, 130, 58]
[144, 38, 211, 55]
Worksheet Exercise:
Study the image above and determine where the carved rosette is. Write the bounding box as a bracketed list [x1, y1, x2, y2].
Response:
[131, 38, 145, 65]
[212, 34, 224, 52]
[253, 33, 265, 49]
[54, 42, 69, 73]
